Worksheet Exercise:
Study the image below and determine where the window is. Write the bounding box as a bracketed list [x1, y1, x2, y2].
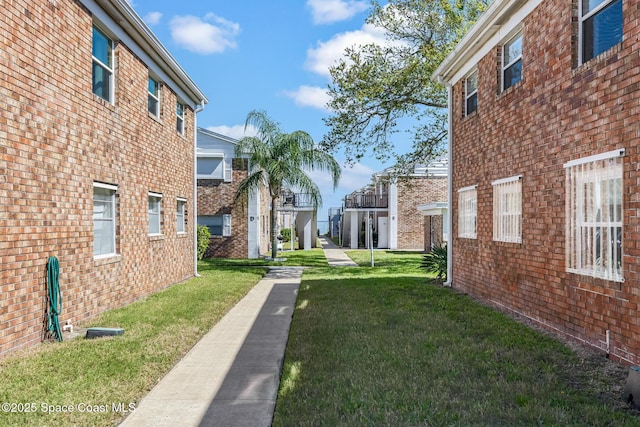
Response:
[502, 32, 522, 91]
[198, 215, 231, 237]
[92, 26, 114, 102]
[148, 192, 163, 235]
[458, 185, 477, 239]
[148, 76, 160, 117]
[565, 149, 624, 282]
[197, 155, 224, 179]
[93, 183, 117, 257]
[176, 102, 185, 135]
[580, 0, 623, 63]
[492, 176, 522, 243]
[224, 158, 233, 182]
[176, 198, 186, 233]
[465, 70, 478, 116]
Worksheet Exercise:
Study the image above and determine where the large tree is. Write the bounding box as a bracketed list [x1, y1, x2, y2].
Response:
[235, 110, 341, 259]
[322, 0, 488, 174]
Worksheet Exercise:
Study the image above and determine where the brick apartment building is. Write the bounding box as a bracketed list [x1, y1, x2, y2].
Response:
[0, 0, 207, 355]
[341, 160, 447, 251]
[433, 0, 640, 363]
[196, 128, 269, 258]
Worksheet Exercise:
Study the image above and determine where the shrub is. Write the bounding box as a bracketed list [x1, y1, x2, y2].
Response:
[280, 228, 291, 242]
[421, 242, 447, 282]
[197, 225, 211, 260]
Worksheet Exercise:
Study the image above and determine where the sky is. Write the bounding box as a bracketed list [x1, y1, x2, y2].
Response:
[127, 0, 405, 225]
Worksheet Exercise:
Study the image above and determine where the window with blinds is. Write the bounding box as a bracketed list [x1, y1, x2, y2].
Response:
[492, 176, 522, 243]
[565, 150, 624, 282]
[458, 185, 477, 239]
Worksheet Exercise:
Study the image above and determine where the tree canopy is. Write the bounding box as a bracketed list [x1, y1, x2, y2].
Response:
[322, 0, 488, 174]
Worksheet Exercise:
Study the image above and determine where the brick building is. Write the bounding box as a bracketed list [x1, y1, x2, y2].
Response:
[197, 129, 270, 258]
[0, 0, 207, 355]
[433, 0, 640, 363]
[340, 160, 447, 250]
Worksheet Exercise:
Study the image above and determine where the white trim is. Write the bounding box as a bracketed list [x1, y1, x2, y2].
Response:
[432, 0, 543, 85]
[148, 191, 163, 198]
[564, 149, 625, 169]
[458, 184, 478, 193]
[93, 181, 118, 191]
[177, 196, 187, 202]
[492, 175, 522, 186]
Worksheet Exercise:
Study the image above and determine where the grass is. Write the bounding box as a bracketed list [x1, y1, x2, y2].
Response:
[0, 259, 267, 427]
[202, 247, 328, 268]
[273, 251, 640, 426]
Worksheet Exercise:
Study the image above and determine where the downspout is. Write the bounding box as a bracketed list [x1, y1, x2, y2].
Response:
[193, 100, 205, 277]
[442, 81, 454, 287]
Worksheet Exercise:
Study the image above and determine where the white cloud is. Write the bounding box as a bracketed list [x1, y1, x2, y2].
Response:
[144, 11, 162, 25]
[283, 85, 330, 110]
[170, 13, 240, 55]
[306, 0, 368, 25]
[205, 124, 257, 140]
[305, 23, 388, 77]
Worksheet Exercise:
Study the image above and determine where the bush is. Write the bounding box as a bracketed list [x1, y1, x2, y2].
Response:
[421, 242, 447, 282]
[197, 225, 211, 260]
[280, 228, 291, 242]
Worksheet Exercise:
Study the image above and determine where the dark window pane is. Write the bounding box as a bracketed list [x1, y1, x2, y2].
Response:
[582, 0, 623, 61]
[466, 93, 477, 115]
[503, 58, 522, 90]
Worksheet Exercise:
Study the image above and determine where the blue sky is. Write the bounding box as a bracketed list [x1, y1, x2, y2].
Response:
[128, 0, 403, 221]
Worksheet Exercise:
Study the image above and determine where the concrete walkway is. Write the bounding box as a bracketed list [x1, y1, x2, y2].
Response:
[119, 267, 303, 427]
[318, 236, 359, 267]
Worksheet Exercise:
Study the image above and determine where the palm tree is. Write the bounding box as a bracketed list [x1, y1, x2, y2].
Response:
[234, 110, 341, 259]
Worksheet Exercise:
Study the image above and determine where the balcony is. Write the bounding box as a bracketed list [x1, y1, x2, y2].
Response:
[278, 193, 315, 210]
[344, 193, 388, 209]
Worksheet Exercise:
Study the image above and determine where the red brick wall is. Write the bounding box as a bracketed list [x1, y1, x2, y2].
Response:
[451, 0, 640, 363]
[0, 1, 196, 355]
[396, 177, 447, 250]
[198, 160, 250, 258]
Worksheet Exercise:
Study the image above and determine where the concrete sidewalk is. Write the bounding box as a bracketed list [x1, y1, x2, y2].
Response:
[119, 267, 302, 427]
[318, 236, 359, 267]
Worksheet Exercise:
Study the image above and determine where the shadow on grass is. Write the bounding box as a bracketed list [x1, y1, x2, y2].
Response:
[274, 271, 638, 426]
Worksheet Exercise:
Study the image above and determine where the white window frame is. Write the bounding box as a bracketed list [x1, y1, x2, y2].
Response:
[176, 101, 185, 135]
[458, 185, 477, 239]
[148, 192, 163, 235]
[176, 198, 187, 234]
[579, 0, 623, 64]
[223, 214, 232, 237]
[565, 149, 624, 282]
[502, 32, 522, 91]
[465, 69, 478, 116]
[197, 153, 225, 179]
[492, 176, 522, 243]
[93, 182, 117, 257]
[92, 25, 114, 103]
[148, 75, 160, 118]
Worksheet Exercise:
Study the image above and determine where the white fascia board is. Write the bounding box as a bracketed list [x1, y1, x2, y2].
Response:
[433, 0, 543, 85]
[197, 128, 240, 145]
[84, 0, 207, 107]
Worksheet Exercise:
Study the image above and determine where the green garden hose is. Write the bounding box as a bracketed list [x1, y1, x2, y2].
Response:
[46, 256, 62, 342]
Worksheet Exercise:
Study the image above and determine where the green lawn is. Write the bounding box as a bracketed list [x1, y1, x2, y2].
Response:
[0, 260, 267, 427]
[273, 251, 640, 426]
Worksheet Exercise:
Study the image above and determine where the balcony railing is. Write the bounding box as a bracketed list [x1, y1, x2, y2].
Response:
[344, 193, 388, 209]
[278, 193, 315, 209]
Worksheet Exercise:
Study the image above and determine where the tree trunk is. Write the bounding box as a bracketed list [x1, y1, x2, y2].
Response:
[271, 196, 279, 259]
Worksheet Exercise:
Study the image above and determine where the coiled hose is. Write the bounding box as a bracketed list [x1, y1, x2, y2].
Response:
[46, 256, 62, 342]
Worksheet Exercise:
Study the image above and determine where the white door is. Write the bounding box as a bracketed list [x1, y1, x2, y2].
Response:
[377, 217, 389, 248]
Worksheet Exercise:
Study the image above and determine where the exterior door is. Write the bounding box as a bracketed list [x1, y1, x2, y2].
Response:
[377, 217, 389, 248]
